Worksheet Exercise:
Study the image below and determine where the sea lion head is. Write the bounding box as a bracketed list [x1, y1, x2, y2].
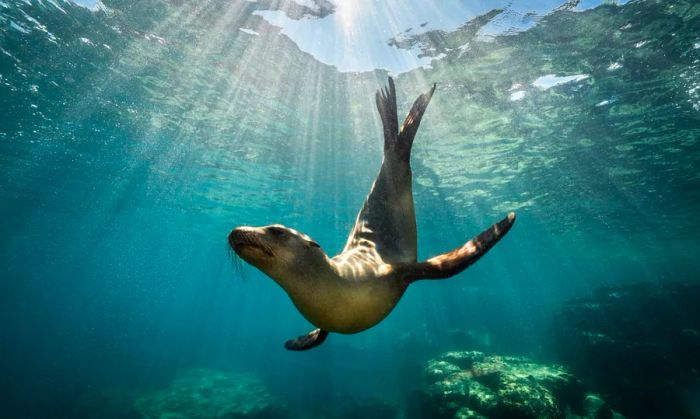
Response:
[228, 224, 326, 282]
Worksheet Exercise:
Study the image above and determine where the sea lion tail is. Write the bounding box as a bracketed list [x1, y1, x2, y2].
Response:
[397, 212, 516, 283]
[376, 77, 436, 162]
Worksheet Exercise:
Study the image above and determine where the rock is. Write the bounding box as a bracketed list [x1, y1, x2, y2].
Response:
[550, 281, 700, 418]
[134, 369, 286, 419]
[411, 351, 622, 419]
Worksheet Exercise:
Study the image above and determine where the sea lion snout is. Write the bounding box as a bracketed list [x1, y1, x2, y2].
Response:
[228, 228, 238, 248]
[228, 227, 273, 258]
[228, 226, 251, 249]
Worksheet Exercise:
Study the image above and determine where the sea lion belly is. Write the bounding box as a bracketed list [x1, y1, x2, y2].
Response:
[289, 278, 407, 334]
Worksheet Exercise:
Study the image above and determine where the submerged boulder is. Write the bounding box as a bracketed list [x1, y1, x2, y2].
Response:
[411, 351, 622, 419]
[134, 369, 285, 419]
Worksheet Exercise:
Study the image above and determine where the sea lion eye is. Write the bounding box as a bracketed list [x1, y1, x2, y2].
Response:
[268, 226, 286, 237]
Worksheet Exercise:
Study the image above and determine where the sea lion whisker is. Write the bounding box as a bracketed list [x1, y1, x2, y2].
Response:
[227, 244, 246, 280]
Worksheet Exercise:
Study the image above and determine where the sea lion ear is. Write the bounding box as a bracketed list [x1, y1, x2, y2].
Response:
[307, 239, 320, 248]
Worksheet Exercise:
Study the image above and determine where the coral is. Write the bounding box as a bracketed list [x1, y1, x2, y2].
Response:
[411, 351, 622, 419]
[134, 369, 286, 419]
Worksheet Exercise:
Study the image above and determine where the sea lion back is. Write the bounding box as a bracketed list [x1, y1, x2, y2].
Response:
[342, 78, 435, 264]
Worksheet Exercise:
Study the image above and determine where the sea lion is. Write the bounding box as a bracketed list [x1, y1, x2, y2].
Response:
[228, 77, 515, 351]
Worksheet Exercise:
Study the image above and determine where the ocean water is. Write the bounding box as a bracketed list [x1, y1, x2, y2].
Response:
[1, 0, 699, 418]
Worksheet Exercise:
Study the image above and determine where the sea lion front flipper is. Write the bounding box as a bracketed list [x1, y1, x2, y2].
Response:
[398, 212, 516, 282]
[284, 328, 329, 351]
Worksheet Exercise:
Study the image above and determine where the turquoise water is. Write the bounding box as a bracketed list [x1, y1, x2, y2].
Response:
[1, 0, 699, 418]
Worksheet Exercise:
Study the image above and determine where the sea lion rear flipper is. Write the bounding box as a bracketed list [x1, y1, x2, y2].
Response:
[397, 82, 436, 158]
[284, 328, 329, 351]
[376, 77, 399, 150]
[376, 77, 436, 162]
[398, 212, 516, 282]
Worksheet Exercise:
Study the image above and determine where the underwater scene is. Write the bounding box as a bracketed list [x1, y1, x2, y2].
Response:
[1, 0, 699, 418]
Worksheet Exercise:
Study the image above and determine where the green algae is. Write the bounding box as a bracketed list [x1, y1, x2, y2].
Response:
[417, 351, 623, 419]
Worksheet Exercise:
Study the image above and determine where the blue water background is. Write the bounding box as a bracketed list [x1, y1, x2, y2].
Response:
[1, 0, 699, 417]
